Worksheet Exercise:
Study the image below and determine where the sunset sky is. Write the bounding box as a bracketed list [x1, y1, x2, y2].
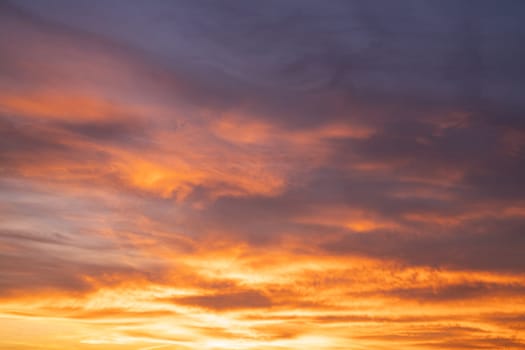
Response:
[1, 1, 525, 349]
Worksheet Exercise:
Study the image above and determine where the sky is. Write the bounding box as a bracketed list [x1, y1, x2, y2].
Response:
[0, 0, 524, 349]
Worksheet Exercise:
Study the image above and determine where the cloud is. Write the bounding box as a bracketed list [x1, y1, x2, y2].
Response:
[384, 282, 525, 302]
[1, 1, 525, 349]
[167, 290, 272, 311]
[323, 218, 525, 272]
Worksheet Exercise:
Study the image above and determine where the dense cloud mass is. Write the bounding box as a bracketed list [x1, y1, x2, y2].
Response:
[1, 1, 524, 349]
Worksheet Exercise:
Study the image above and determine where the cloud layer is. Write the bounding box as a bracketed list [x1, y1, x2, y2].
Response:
[1, 1, 525, 349]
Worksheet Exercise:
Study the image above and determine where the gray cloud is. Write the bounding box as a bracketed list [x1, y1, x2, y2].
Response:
[167, 290, 272, 311]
